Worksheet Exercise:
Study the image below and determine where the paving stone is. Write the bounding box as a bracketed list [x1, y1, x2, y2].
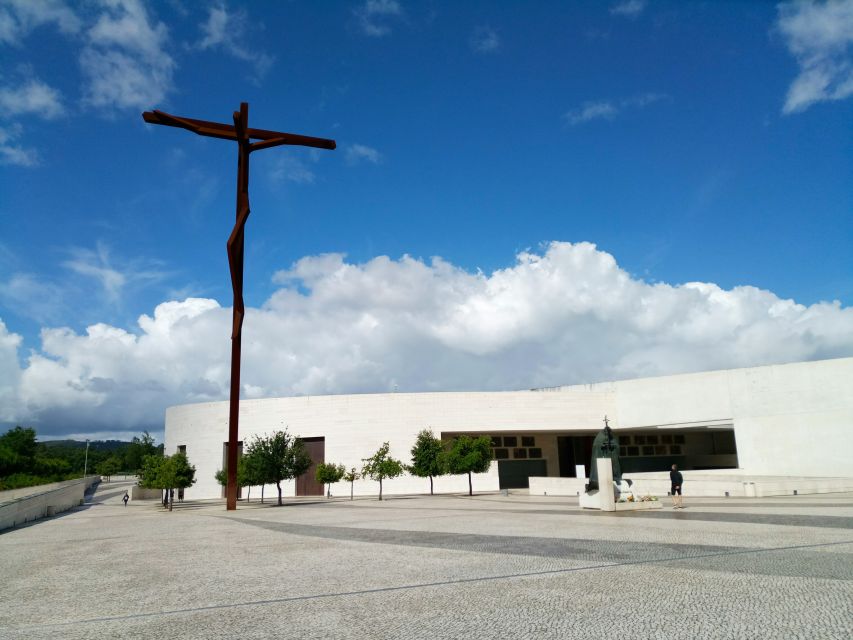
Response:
[0, 482, 850, 639]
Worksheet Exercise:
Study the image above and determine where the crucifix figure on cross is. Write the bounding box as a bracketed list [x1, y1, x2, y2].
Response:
[143, 102, 336, 510]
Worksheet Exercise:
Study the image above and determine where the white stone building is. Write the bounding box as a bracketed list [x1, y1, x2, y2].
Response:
[165, 356, 853, 500]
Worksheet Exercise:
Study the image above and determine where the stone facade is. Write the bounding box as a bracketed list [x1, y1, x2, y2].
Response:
[165, 357, 853, 500]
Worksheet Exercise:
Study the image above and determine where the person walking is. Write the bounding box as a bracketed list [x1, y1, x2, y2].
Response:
[122, 491, 129, 507]
[670, 464, 684, 509]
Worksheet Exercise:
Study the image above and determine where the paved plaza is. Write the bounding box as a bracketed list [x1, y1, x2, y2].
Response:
[1, 480, 851, 639]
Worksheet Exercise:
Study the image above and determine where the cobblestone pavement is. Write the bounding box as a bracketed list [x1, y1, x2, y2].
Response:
[0, 484, 850, 639]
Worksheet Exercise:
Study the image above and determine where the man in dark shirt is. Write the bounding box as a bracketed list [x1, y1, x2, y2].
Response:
[670, 464, 684, 509]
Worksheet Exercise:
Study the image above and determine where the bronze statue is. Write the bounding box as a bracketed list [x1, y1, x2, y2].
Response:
[586, 416, 621, 491]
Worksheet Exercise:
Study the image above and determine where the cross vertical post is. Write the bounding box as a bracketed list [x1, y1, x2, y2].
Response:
[142, 102, 336, 510]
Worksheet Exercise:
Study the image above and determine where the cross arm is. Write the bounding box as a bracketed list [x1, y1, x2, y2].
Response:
[142, 110, 336, 150]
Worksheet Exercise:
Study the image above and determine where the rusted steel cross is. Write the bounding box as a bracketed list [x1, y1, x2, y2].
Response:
[143, 103, 336, 510]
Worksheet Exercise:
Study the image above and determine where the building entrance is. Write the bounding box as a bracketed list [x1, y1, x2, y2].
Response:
[498, 459, 547, 489]
[295, 437, 325, 496]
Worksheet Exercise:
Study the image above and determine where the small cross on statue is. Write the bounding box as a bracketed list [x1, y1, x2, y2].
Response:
[143, 103, 336, 510]
[602, 415, 615, 453]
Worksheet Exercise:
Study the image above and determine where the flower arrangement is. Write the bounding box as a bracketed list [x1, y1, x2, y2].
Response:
[617, 494, 659, 503]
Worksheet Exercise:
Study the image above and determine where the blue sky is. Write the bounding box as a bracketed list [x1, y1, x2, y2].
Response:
[0, 0, 851, 440]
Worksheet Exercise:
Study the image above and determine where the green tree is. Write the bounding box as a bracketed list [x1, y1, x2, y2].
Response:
[249, 431, 312, 506]
[315, 462, 346, 498]
[140, 453, 196, 511]
[0, 427, 37, 475]
[139, 454, 165, 492]
[361, 442, 404, 501]
[343, 467, 359, 500]
[124, 431, 159, 474]
[215, 453, 263, 502]
[96, 456, 122, 482]
[242, 449, 269, 503]
[442, 435, 493, 496]
[409, 429, 445, 495]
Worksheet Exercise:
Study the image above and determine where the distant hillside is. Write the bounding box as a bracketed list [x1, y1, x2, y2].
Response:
[42, 439, 131, 451]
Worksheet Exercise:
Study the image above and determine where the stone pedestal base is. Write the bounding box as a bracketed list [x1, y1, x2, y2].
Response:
[580, 458, 662, 511]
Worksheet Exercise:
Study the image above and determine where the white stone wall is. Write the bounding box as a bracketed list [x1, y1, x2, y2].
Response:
[165, 357, 853, 499]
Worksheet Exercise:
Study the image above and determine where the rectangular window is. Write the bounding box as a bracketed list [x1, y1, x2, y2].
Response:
[642, 445, 654, 456]
[655, 445, 667, 455]
[620, 446, 627, 457]
[177, 445, 186, 454]
[661, 434, 673, 444]
[513, 448, 528, 459]
[674, 434, 685, 444]
[670, 445, 682, 455]
[493, 448, 509, 460]
[529, 447, 542, 458]
[490, 436, 501, 447]
[712, 431, 736, 455]
[627, 446, 639, 456]
[503, 436, 518, 447]
[521, 436, 535, 447]
[647, 435, 658, 445]
[635, 435, 646, 445]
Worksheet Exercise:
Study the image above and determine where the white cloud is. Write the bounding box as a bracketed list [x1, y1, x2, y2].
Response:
[269, 156, 316, 185]
[345, 143, 382, 165]
[610, 0, 647, 19]
[566, 101, 618, 125]
[63, 246, 127, 304]
[80, 0, 175, 110]
[0, 0, 81, 45]
[0, 78, 65, 119]
[0, 124, 38, 166]
[470, 25, 500, 54]
[59, 242, 170, 307]
[0, 273, 66, 324]
[354, 0, 402, 37]
[195, 3, 274, 79]
[565, 92, 667, 125]
[777, 0, 853, 114]
[2, 242, 852, 436]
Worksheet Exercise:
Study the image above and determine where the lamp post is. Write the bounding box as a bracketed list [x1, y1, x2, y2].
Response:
[83, 439, 90, 478]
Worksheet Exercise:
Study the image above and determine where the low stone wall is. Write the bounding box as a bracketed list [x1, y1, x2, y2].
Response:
[528, 472, 853, 498]
[0, 478, 85, 503]
[130, 486, 163, 501]
[0, 476, 100, 532]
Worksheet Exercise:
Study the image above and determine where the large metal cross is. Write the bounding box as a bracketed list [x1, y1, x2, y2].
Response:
[143, 102, 336, 510]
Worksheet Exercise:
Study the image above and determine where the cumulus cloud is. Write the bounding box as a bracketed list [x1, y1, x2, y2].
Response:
[354, 0, 402, 37]
[0, 0, 81, 45]
[610, 0, 647, 19]
[345, 143, 382, 165]
[2, 242, 852, 437]
[470, 25, 500, 54]
[195, 3, 274, 79]
[80, 0, 175, 110]
[0, 78, 65, 119]
[565, 92, 667, 125]
[777, 0, 853, 114]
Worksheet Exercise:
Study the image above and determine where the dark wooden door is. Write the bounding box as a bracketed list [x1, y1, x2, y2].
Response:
[497, 459, 547, 489]
[295, 437, 325, 496]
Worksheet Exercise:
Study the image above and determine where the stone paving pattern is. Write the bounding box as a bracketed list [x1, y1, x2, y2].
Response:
[0, 480, 851, 639]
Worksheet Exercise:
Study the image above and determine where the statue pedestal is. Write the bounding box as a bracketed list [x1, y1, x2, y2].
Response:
[580, 458, 662, 511]
[579, 458, 617, 511]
